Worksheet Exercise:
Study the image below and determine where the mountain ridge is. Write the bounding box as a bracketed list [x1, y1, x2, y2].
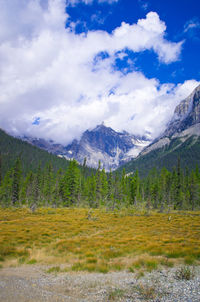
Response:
[117, 84, 200, 176]
[22, 124, 151, 171]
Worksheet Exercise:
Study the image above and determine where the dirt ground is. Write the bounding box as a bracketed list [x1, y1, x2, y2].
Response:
[0, 265, 200, 302]
[0, 265, 132, 302]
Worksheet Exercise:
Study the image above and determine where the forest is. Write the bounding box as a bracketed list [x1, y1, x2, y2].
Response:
[0, 154, 200, 211]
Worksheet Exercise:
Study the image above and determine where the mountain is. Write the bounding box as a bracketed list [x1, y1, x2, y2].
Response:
[117, 84, 200, 176]
[23, 124, 150, 171]
[64, 124, 150, 170]
[0, 128, 96, 178]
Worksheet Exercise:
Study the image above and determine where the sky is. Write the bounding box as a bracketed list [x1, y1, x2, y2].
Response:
[0, 0, 200, 144]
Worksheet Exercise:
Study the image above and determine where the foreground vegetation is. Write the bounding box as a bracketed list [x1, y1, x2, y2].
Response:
[0, 208, 199, 272]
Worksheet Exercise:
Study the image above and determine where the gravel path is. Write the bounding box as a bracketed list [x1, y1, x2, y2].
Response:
[0, 265, 199, 301]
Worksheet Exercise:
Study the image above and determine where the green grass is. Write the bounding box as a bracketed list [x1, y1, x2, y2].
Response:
[107, 288, 125, 301]
[0, 208, 200, 272]
[27, 259, 37, 265]
[46, 266, 61, 273]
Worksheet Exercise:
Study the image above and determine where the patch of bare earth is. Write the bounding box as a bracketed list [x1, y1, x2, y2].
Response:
[0, 265, 200, 302]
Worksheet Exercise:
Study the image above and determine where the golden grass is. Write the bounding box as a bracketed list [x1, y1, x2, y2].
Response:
[0, 208, 200, 272]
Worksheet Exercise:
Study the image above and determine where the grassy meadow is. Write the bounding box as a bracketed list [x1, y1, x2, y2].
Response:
[0, 208, 200, 273]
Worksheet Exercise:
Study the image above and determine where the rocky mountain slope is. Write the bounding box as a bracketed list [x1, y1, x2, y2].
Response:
[141, 84, 200, 156]
[63, 125, 150, 170]
[117, 84, 200, 176]
[23, 125, 150, 171]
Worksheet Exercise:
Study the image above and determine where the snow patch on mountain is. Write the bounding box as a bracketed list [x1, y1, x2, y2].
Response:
[21, 124, 151, 170]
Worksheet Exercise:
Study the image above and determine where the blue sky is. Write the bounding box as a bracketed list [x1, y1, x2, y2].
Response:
[0, 0, 199, 144]
[67, 0, 200, 84]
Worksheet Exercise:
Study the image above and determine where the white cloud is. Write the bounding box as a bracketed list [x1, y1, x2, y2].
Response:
[0, 0, 196, 145]
[98, 0, 119, 3]
[67, 0, 119, 5]
[138, 0, 149, 11]
[184, 18, 200, 33]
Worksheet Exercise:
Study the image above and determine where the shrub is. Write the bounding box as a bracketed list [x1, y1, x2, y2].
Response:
[86, 257, 97, 264]
[18, 257, 26, 264]
[46, 266, 61, 273]
[107, 288, 125, 301]
[27, 259, 37, 264]
[135, 283, 157, 300]
[146, 260, 158, 271]
[175, 266, 195, 280]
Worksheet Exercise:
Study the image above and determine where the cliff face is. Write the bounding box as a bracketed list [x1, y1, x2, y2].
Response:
[22, 124, 150, 171]
[139, 84, 200, 157]
[64, 125, 150, 170]
[117, 84, 200, 176]
[163, 84, 200, 137]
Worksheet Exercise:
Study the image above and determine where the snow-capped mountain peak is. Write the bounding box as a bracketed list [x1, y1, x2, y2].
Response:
[22, 125, 151, 171]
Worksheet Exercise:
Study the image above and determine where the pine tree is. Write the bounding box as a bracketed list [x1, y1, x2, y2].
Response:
[43, 162, 54, 204]
[121, 168, 127, 202]
[0, 153, 2, 186]
[95, 160, 102, 203]
[87, 174, 97, 207]
[130, 169, 140, 205]
[113, 172, 122, 208]
[100, 168, 108, 204]
[107, 169, 114, 204]
[189, 170, 200, 210]
[174, 157, 183, 209]
[11, 157, 22, 205]
[64, 159, 81, 206]
[0, 170, 12, 206]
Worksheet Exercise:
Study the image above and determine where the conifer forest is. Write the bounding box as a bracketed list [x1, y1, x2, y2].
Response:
[1, 155, 200, 211]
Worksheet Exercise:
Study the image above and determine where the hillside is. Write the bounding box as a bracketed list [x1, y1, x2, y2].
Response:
[0, 128, 71, 176]
[117, 135, 200, 176]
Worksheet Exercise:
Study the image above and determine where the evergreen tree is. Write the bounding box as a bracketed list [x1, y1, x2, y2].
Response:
[0, 170, 13, 206]
[174, 157, 183, 209]
[95, 160, 102, 203]
[0, 153, 2, 186]
[11, 157, 22, 205]
[87, 174, 97, 207]
[107, 169, 114, 204]
[100, 168, 108, 204]
[64, 160, 81, 206]
[121, 168, 127, 202]
[130, 169, 140, 205]
[43, 162, 54, 204]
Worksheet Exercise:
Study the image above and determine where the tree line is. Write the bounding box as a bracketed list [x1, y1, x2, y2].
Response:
[0, 155, 200, 210]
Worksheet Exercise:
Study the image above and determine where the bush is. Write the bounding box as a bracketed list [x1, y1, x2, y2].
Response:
[135, 283, 157, 300]
[175, 266, 195, 280]
[46, 266, 61, 273]
[107, 288, 125, 301]
[27, 259, 37, 264]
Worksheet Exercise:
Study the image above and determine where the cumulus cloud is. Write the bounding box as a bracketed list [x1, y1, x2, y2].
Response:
[0, 0, 196, 145]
